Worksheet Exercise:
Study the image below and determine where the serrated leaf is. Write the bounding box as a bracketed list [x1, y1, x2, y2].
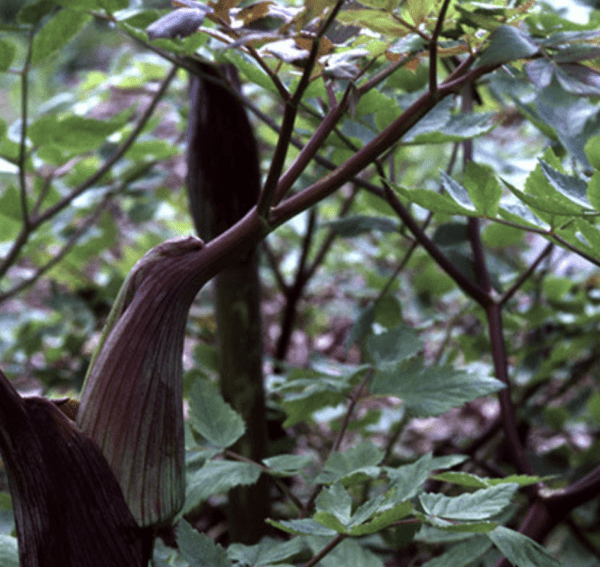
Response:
[487, 526, 562, 567]
[503, 178, 584, 216]
[227, 538, 304, 567]
[385, 453, 435, 502]
[325, 215, 399, 237]
[29, 114, 128, 152]
[478, 25, 538, 67]
[349, 501, 413, 535]
[184, 460, 261, 512]
[305, 536, 385, 567]
[267, 518, 337, 536]
[371, 359, 505, 417]
[538, 160, 591, 209]
[431, 472, 490, 488]
[575, 218, 600, 251]
[485, 475, 542, 487]
[464, 162, 502, 217]
[31, 9, 92, 65]
[393, 184, 477, 216]
[315, 483, 352, 523]
[420, 534, 492, 567]
[177, 519, 230, 567]
[313, 511, 350, 533]
[189, 378, 245, 448]
[420, 484, 518, 521]
[316, 441, 384, 485]
[366, 324, 422, 365]
[440, 172, 477, 212]
[263, 454, 313, 476]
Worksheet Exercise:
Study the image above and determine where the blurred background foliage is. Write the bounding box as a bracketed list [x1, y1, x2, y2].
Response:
[2, 0, 600, 565]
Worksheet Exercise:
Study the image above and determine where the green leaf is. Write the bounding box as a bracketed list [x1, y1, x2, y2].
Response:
[18, 0, 55, 25]
[487, 526, 562, 567]
[347, 303, 376, 347]
[538, 160, 591, 209]
[316, 441, 384, 485]
[315, 483, 353, 524]
[586, 171, 600, 211]
[478, 25, 539, 68]
[575, 218, 600, 251]
[366, 324, 422, 365]
[227, 539, 304, 567]
[393, 184, 477, 216]
[177, 519, 231, 567]
[224, 51, 279, 94]
[420, 535, 492, 567]
[305, 536, 385, 567]
[420, 484, 518, 521]
[29, 114, 128, 152]
[189, 378, 245, 448]
[325, 215, 399, 237]
[503, 178, 583, 216]
[0, 39, 16, 72]
[184, 460, 261, 511]
[463, 162, 503, 217]
[267, 518, 337, 536]
[349, 501, 413, 535]
[585, 135, 600, 171]
[30, 9, 92, 65]
[385, 453, 437, 502]
[440, 172, 477, 213]
[431, 472, 490, 488]
[262, 454, 313, 476]
[371, 359, 505, 417]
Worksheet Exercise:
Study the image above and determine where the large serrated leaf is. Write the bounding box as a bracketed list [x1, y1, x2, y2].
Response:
[487, 526, 562, 567]
[184, 460, 261, 512]
[267, 518, 337, 536]
[189, 378, 245, 448]
[420, 484, 518, 521]
[464, 162, 502, 217]
[477, 25, 538, 67]
[316, 441, 384, 485]
[177, 519, 230, 567]
[31, 9, 92, 65]
[420, 535, 492, 567]
[538, 160, 591, 209]
[366, 324, 422, 365]
[371, 358, 505, 417]
[227, 538, 305, 567]
[393, 184, 477, 216]
[440, 172, 477, 213]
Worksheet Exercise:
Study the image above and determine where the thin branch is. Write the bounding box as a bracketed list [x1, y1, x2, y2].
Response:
[224, 450, 304, 512]
[331, 368, 373, 453]
[429, 0, 453, 95]
[18, 28, 35, 231]
[486, 303, 533, 475]
[0, 197, 111, 303]
[34, 64, 178, 227]
[257, 38, 323, 218]
[302, 534, 345, 567]
[499, 243, 553, 306]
